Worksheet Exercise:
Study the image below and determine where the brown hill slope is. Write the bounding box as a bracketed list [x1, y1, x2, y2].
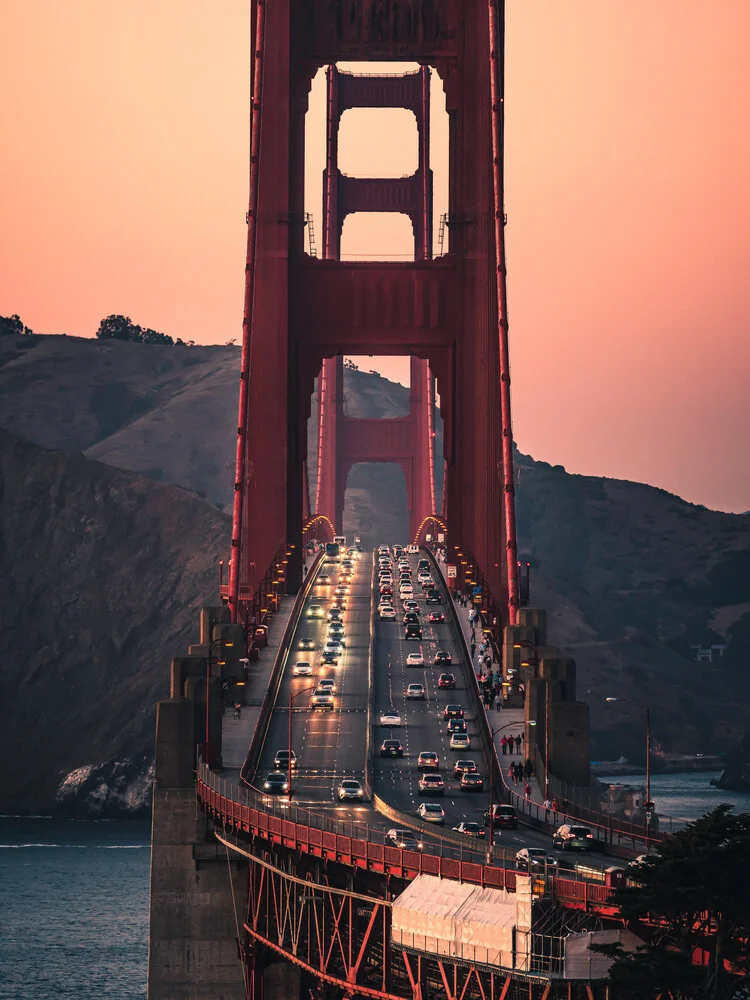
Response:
[0, 428, 228, 812]
[0, 333, 748, 766]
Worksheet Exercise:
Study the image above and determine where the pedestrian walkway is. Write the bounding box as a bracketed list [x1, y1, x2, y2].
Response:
[445, 577, 548, 810]
[221, 595, 295, 776]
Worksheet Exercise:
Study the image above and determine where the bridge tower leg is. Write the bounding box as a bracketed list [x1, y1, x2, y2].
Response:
[314, 64, 437, 542]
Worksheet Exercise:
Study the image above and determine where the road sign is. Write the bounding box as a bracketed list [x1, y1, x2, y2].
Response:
[446, 564, 457, 579]
[473, 586, 482, 598]
[437, 532, 445, 543]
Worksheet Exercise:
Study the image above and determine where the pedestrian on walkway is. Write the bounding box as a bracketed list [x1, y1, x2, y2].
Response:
[515, 762, 523, 782]
[551, 797, 559, 816]
[562, 797, 570, 815]
[500, 736, 508, 755]
[470, 641, 476, 658]
[508, 763, 515, 781]
[543, 798, 552, 822]
[523, 759, 533, 780]
[524, 783, 532, 801]
[233, 703, 242, 720]
[514, 734, 522, 753]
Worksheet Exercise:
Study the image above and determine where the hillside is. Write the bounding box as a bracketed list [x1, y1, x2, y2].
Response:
[0, 332, 749, 785]
[0, 427, 228, 812]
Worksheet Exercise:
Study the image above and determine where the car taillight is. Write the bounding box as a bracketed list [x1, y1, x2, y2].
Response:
[586, 834, 594, 839]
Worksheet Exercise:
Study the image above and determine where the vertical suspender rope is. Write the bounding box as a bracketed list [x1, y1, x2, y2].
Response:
[488, 0, 520, 624]
[419, 66, 438, 518]
[229, 0, 267, 624]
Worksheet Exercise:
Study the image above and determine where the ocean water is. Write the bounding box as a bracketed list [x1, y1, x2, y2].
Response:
[0, 817, 150, 1000]
[2, 774, 750, 997]
[597, 770, 750, 830]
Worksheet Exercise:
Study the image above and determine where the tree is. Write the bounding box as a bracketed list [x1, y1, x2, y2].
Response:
[140, 327, 174, 345]
[0, 314, 34, 336]
[96, 314, 143, 342]
[95, 315, 173, 345]
[599, 806, 750, 999]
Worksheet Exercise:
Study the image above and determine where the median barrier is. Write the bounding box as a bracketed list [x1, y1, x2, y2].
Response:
[363, 551, 377, 800]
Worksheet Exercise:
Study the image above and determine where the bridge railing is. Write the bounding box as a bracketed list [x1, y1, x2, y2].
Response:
[196, 762, 618, 908]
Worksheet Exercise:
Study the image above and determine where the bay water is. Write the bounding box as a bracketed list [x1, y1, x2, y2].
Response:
[2, 772, 749, 999]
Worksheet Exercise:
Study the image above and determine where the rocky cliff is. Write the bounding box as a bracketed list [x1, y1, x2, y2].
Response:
[0, 332, 748, 807]
[0, 427, 228, 813]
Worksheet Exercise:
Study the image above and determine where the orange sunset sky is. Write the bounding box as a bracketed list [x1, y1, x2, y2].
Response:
[1, 1, 749, 512]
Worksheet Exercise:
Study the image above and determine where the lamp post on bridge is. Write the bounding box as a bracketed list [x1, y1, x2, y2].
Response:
[605, 696, 654, 843]
[513, 639, 551, 800]
[486, 719, 536, 861]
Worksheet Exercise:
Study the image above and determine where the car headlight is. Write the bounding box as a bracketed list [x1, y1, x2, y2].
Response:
[263, 782, 270, 790]
[357, 789, 363, 796]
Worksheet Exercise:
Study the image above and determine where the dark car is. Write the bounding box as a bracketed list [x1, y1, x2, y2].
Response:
[404, 625, 422, 641]
[516, 848, 558, 872]
[552, 824, 595, 851]
[385, 828, 423, 850]
[262, 771, 289, 795]
[426, 590, 442, 604]
[380, 739, 404, 758]
[403, 611, 420, 626]
[485, 804, 519, 829]
[429, 611, 445, 623]
[434, 650, 452, 665]
[460, 772, 484, 791]
[443, 704, 464, 719]
[437, 672, 456, 689]
[446, 718, 468, 734]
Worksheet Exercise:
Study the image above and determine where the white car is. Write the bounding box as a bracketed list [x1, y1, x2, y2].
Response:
[318, 677, 336, 694]
[379, 710, 402, 727]
[406, 544, 419, 554]
[306, 604, 324, 619]
[379, 606, 396, 621]
[292, 661, 312, 677]
[406, 683, 425, 699]
[405, 652, 424, 667]
[417, 802, 445, 824]
[337, 779, 364, 801]
[399, 585, 414, 597]
[311, 690, 334, 710]
[449, 732, 471, 750]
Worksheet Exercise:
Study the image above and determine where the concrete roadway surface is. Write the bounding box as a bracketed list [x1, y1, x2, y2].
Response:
[251, 549, 373, 823]
[372, 550, 619, 873]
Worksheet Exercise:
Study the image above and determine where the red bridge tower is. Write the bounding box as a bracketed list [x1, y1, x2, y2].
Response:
[228, 0, 519, 625]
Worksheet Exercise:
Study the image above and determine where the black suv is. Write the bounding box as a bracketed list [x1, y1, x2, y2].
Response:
[380, 739, 404, 758]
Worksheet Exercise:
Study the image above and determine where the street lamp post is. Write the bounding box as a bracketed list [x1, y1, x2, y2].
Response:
[605, 697, 653, 840]
[513, 640, 550, 798]
[486, 719, 537, 860]
[288, 684, 317, 799]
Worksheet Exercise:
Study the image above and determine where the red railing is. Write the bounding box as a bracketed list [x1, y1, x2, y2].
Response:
[196, 764, 615, 910]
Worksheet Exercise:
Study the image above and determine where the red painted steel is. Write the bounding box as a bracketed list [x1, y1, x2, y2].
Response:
[488, 0, 520, 624]
[313, 66, 437, 538]
[228, 0, 266, 623]
[196, 770, 613, 911]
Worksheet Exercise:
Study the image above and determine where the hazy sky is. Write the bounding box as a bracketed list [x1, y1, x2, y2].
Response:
[2, 2, 749, 512]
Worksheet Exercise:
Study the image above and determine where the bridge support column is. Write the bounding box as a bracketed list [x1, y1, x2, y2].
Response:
[147, 694, 249, 999]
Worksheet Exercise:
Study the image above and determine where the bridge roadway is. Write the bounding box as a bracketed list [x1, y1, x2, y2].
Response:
[249, 546, 618, 873]
[250, 549, 373, 816]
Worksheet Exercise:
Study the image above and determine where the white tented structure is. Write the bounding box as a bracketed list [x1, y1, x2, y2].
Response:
[390, 874, 530, 970]
[564, 929, 644, 980]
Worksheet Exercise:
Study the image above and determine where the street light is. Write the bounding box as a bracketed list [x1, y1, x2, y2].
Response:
[288, 684, 318, 799]
[486, 720, 537, 860]
[512, 640, 551, 799]
[605, 697, 653, 838]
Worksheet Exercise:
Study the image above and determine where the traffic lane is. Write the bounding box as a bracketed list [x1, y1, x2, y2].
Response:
[373, 555, 490, 838]
[254, 553, 372, 805]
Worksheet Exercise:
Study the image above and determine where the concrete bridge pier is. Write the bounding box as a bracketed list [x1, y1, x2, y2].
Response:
[147, 694, 249, 1000]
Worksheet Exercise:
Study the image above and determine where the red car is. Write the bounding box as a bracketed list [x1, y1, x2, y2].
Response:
[438, 672, 456, 689]
[429, 611, 445, 623]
